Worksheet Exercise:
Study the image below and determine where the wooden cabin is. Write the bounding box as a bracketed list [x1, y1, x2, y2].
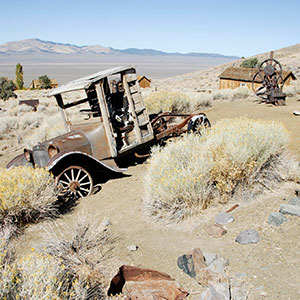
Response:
[218, 67, 296, 90]
[29, 79, 59, 89]
[137, 76, 151, 88]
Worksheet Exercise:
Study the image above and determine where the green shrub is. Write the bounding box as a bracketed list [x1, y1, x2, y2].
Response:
[15, 63, 24, 90]
[0, 77, 16, 100]
[240, 57, 259, 68]
[144, 118, 298, 222]
[38, 75, 52, 89]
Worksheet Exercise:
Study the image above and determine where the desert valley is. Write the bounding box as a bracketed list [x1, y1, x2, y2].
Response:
[0, 37, 300, 300]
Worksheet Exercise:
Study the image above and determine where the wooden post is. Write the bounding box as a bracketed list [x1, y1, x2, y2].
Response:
[270, 51, 274, 59]
[95, 82, 117, 158]
[55, 94, 71, 132]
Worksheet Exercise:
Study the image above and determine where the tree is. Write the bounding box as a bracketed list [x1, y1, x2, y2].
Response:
[38, 75, 52, 89]
[15, 63, 24, 90]
[240, 57, 259, 68]
[0, 77, 17, 100]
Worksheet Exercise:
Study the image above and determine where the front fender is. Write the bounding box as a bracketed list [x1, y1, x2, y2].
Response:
[46, 151, 127, 174]
[6, 153, 33, 169]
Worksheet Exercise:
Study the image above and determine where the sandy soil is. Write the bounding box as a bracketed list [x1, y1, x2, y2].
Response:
[2, 95, 299, 299]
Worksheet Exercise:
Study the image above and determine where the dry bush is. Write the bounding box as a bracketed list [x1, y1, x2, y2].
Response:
[0, 224, 19, 300]
[144, 90, 211, 114]
[144, 118, 299, 222]
[0, 218, 113, 299]
[0, 167, 58, 227]
[0, 97, 66, 150]
[211, 87, 252, 101]
[283, 81, 300, 97]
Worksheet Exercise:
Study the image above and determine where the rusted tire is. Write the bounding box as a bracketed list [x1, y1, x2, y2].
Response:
[56, 166, 93, 198]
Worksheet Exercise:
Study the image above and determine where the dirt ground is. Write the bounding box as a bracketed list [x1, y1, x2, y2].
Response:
[2, 96, 300, 299]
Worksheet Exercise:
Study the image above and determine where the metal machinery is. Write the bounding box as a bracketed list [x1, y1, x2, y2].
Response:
[252, 52, 286, 105]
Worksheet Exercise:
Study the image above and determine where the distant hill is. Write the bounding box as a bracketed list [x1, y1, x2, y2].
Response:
[0, 38, 239, 59]
[155, 42, 300, 91]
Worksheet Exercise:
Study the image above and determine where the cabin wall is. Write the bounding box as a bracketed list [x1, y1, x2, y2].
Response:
[139, 79, 151, 89]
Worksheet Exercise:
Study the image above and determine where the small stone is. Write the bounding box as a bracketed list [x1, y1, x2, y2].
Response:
[268, 212, 288, 226]
[280, 204, 300, 216]
[207, 258, 226, 275]
[127, 245, 138, 252]
[206, 223, 227, 238]
[177, 254, 196, 278]
[101, 217, 112, 227]
[235, 229, 260, 245]
[295, 190, 300, 197]
[203, 252, 218, 266]
[215, 212, 234, 225]
[199, 282, 230, 300]
[288, 197, 300, 206]
[192, 248, 207, 275]
[195, 267, 225, 286]
[235, 272, 247, 279]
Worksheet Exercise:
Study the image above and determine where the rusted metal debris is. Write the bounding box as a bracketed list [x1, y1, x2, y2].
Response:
[252, 51, 286, 105]
[7, 66, 211, 198]
[19, 99, 40, 111]
[108, 265, 189, 299]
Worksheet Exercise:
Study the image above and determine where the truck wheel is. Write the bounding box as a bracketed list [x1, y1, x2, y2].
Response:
[57, 166, 93, 198]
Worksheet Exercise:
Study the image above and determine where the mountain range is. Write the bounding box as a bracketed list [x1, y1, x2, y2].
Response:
[0, 38, 239, 59]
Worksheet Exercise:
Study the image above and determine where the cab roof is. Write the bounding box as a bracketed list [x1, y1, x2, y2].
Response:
[48, 65, 135, 97]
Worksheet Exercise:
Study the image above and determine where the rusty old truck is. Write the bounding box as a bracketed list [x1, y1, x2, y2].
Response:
[7, 66, 210, 198]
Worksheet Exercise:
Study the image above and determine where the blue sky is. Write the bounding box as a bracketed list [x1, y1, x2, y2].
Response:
[0, 0, 299, 57]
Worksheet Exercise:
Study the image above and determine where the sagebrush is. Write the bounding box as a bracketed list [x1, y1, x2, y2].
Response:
[144, 118, 299, 222]
[0, 219, 113, 299]
[0, 167, 58, 227]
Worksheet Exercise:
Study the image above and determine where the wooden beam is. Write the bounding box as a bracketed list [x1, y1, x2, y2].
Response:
[95, 82, 117, 158]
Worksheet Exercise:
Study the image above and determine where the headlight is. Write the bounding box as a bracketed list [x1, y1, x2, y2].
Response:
[24, 149, 33, 162]
[48, 144, 59, 158]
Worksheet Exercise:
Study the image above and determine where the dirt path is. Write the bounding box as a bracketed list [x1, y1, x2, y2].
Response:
[5, 97, 300, 299]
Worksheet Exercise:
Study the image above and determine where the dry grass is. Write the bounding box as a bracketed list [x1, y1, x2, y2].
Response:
[144, 118, 299, 222]
[0, 167, 59, 228]
[144, 90, 211, 114]
[0, 218, 114, 299]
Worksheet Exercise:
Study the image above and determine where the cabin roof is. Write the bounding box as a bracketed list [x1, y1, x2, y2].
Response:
[218, 67, 296, 83]
[48, 65, 135, 97]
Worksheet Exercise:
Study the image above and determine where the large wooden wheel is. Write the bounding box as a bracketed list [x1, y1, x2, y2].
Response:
[57, 166, 93, 198]
[252, 58, 284, 101]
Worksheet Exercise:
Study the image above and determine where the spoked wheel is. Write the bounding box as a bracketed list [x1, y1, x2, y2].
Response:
[188, 114, 211, 135]
[57, 166, 93, 198]
[252, 71, 268, 100]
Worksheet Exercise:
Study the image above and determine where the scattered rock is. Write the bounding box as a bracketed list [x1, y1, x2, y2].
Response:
[203, 252, 218, 266]
[295, 190, 300, 197]
[108, 265, 189, 299]
[193, 248, 207, 275]
[177, 254, 196, 278]
[101, 217, 112, 227]
[206, 223, 227, 238]
[199, 282, 230, 300]
[196, 267, 225, 286]
[235, 230, 260, 245]
[288, 196, 300, 206]
[268, 212, 288, 226]
[215, 212, 234, 225]
[127, 245, 139, 252]
[207, 258, 226, 275]
[280, 204, 300, 216]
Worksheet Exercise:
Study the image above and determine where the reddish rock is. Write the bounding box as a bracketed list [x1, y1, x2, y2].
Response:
[192, 248, 207, 276]
[206, 223, 227, 238]
[108, 265, 189, 300]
